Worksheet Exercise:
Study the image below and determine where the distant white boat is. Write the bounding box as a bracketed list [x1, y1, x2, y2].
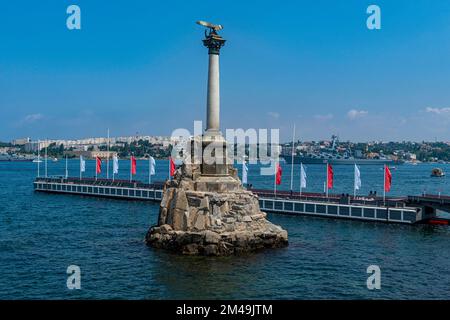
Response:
[52, 158, 58, 162]
[32, 159, 42, 163]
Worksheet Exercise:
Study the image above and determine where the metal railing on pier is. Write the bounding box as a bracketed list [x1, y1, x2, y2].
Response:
[33, 177, 450, 224]
[249, 188, 409, 209]
[35, 176, 165, 190]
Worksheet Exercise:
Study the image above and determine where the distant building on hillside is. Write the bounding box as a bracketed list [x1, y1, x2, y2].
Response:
[11, 137, 30, 146]
[63, 150, 117, 159]
[405, 152, 417, 160]
[24, 140, 52, 152]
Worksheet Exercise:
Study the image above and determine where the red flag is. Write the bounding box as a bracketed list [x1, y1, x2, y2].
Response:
[131, 156, 136, 175]
[96, 156, 102, 174]
[276, 162, 282, 185]
[327, 164, 333, 189]
[384, 165, 392, 192]
[169, 157, 176, 177]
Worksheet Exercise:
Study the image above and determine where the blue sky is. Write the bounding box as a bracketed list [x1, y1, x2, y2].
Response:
[1, 0, 450, 142]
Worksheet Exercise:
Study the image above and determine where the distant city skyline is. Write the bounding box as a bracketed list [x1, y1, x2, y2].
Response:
[1, 1, 450, 141]
[5, 133, 449, 145]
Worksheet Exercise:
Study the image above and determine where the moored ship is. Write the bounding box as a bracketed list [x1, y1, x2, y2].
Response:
[282, 135, 395, 165]
[283, 154, 394, 165]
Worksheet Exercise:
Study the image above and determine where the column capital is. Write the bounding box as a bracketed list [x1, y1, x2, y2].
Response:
[202, 31, 226, 55]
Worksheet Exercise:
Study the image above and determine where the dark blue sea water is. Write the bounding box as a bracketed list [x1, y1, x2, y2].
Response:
[0, 160, 449, 299]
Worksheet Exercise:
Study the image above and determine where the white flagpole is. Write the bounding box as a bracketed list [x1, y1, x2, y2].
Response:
[148, 155, 152, 184]
[65, 155, 68, 179]
[37, 140, 40, 178]
[44, 140, 48, 178]
[112, 155, 117, 182]
[112, 156, 114, 182]
[80, 157, 82, 180]
[290, 124, 296, 194]
[149, 156, 156, 185]
[299, 167, 302, 197]
[107, 128, 110, 180]
[299, 163, 303, 196]
[354, 164, 356, 198]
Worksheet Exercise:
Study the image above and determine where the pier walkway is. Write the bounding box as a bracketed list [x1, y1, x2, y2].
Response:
[33, 177, 450, 225]
[34, 177, 165, 201]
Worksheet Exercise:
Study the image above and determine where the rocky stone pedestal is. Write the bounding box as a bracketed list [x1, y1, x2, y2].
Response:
[145, 162, 288, 256]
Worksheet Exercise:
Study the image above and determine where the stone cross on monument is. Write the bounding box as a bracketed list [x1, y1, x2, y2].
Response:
[145, 22, 288, 256]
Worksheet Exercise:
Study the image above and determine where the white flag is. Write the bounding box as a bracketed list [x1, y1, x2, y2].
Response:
[149, 156, 156, 175]
[354, 164, 361, 190]
[242, 161, 248, 184]
[113, 156, 119, 174]
[80, 155, 85, 173]
[300, 163, 307, 188]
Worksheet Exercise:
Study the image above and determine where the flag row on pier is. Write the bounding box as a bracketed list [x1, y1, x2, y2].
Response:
[78, 155, 176, 183]
[41, 151, 393, 197]
[241, 161, 393, 199]
[37, 128, 177, 183]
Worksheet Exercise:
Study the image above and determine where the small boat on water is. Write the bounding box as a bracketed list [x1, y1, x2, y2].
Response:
[431, 168, 445, 177]
[32, 159, 42, 163]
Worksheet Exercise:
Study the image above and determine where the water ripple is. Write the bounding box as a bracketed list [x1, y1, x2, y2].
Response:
[0, 162, 449, 299]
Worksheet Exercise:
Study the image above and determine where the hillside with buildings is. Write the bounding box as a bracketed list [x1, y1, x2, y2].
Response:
[1, 135, 449, 163]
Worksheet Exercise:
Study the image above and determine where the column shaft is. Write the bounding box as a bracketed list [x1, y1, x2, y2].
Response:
[206, 54, 220, 132]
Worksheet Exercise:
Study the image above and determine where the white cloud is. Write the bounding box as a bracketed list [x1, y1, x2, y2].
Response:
[347, 109, 368, 120]
[425, 107, 450, 115]
[22, 113, 44, 124]
[267, 112, 280, 119]
[314, 113, 333, 121]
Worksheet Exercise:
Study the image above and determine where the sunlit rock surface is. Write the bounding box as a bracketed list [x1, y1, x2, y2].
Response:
[145, 163, 288, 256]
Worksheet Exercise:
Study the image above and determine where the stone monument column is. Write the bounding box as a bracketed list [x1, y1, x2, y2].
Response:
[201, 29, 227, 176]
[145, 22, 288, 256]
[204, 32, 225, 135]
